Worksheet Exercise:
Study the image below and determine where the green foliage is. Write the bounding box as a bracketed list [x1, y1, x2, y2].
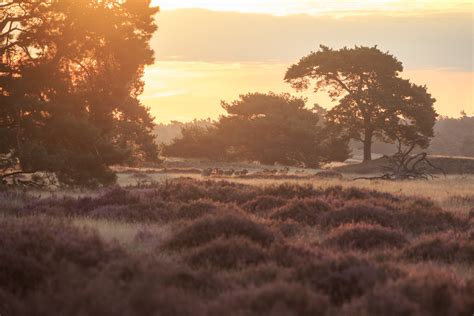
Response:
[285, 45, 438, 161]
[0, 0, 160, 186]
[164, 92, 350, 166]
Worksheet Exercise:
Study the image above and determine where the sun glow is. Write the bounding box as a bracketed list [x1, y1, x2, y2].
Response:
[152, 0, 471, 15]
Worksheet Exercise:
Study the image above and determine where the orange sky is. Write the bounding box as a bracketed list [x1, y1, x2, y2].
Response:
[142, 2, 473, 122]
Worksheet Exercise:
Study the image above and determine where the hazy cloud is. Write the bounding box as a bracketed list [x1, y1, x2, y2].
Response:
[152, 9, 473, 71]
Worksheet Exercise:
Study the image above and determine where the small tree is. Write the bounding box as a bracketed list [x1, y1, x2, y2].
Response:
[285, 45, 438, 162]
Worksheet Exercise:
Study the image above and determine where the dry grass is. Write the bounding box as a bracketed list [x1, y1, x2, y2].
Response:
[73, 218, 172, 255]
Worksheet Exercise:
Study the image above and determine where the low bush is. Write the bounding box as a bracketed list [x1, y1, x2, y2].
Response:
[292, 254, 392, 305]
[268, 242, 323, 267]
[402, 232, 474, 263]
[321, 186, 402, 202]
[0, 216, 123, 296]
[173, 199, 219, 220]
[342, 272, 474, 316]
[241, 195, 288, 215]
[226, 263, 288, 288]
[320, 201, 395, 229]
[163, 213, 275, 251]
[261, 183, 316, 199]
[89, 203, 171, 222]
[210, 282, 329, 316]
[324, 223, 408, 251]
[270, 198, 331, 226]
[184, 237, 268, 270]
[396, 207, 466, 234]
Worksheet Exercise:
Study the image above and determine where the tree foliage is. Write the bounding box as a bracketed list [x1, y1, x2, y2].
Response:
[1, 0, 159, 186]
[285, 45, 437, 162]
[164, 92, 350, 167]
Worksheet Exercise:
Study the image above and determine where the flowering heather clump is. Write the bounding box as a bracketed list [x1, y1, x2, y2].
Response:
[268, 242, 323, 267]
[321, 186, 402, 202]
[261, 183, 316, 199]
[184, 237, 269, 269]
[210, 282, 329, 316]
[270, 198, 331, 226]
[0, 216, 123, 296]
[155, 179, 258, 203]
[241, 195, 288, 215]
[291, 254, 392, 305]
[320, 201, 396, 229]
[323, 223, 408, 251]
[342, 272, 474, 316]
[401, 232, 474, 263]
[173, 199, 220, 220]
[396, 207, 466, 234]
[163, 213, 275, 251]
[90, 203, 171, 222]
[1, 178, 472, 315]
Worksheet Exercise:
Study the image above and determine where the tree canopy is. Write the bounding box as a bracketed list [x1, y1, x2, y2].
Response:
[1, 0, 159, 186]
[285, 45, 437, 162]
[164, 92, 350, 167]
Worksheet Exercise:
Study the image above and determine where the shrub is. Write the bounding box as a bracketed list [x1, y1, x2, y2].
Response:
[173, 199, 219, 220]
[261, 183, 316, 199]
[341, 271, 474, 316]
[94, 186, 141, 205]
[154, 179, 259, 203]
[272, 220, 302, 237]
[320, 202, 395, 229]
[314, 170, 343, 179]
[210, 282, 329, 316]
[268, 242, 323, 267]
[396, 207, 466, 234]
[163, 213, 275, 251]
[159, 267, 226, 298]
[0, 217, 123, 296]
[323, 223, 408, 251]
[226, 263, 288, 288]
[242, 195, 288, 215]
[184, 237, 268, 270]
[0, 191, 36, 215]
[89, 203, 171, 222]
[321, 186, 401, 202]
[402, 232, 474, 263]
[292, 254, 391, 305]
[270, 198, 331, 226]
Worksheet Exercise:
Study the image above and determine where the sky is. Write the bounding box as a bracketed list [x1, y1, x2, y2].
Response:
[142, 1, 473, 122]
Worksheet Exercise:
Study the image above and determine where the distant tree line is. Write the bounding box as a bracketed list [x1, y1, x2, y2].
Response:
[428, 115, 474, 157]
[154, 119, 214, 145]
[163, 46, 438, 166]
[163, 92, 349, 167]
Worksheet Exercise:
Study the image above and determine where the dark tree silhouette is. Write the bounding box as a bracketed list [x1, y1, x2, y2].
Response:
[164, 92, 350, 167]
[285, 45, 438, 162]
[1, 0, 159, 186]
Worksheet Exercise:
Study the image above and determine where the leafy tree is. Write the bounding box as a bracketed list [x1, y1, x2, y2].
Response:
[285, 45, 437, 162]
[164, 92, 350, 167]
[1, 0, 159, 186]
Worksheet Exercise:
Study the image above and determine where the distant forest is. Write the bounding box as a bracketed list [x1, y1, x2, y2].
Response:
[155, 115, 474, 158]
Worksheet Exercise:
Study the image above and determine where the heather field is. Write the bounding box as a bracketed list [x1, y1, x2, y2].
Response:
[1, 177, 473, 315]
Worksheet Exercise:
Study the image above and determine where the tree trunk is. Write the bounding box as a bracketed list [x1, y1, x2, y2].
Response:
[363, 130, 373, 162]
